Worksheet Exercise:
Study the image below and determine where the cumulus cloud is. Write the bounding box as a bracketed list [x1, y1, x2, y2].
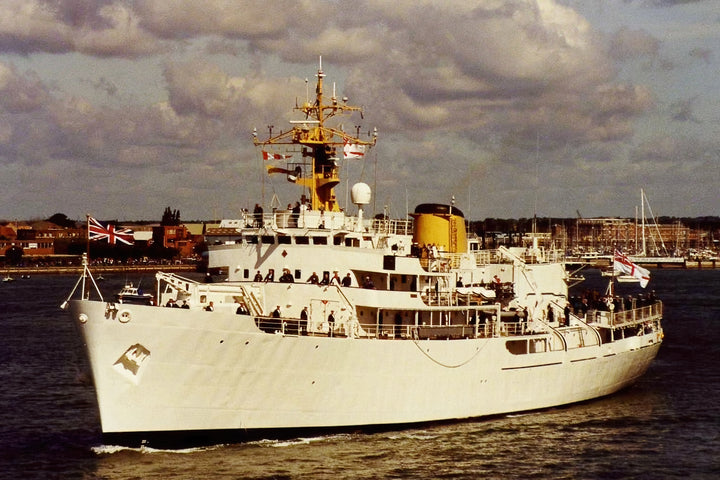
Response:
[161, 57, 309, 137]
[0, 0, 166, 57]
[0, 0, 652, 150]
[0, 59, 211, 167]
[640, 0, 706, 6]
[609, 27, 660, 60]
[630, 135, 720, 195]
[1, 0, 715, 219]
[0, 63, 49, 113]
[134, 0, 320, 40]
[330, 0, 653, 154]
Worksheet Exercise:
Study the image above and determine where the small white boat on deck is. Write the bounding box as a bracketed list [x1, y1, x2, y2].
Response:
[115, 283, 154, 305]
[601, 268, 640, 283]
[616, 275, 641, 284]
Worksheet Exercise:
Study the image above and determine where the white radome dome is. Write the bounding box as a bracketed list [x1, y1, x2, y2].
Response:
[351, 182, 372, 206]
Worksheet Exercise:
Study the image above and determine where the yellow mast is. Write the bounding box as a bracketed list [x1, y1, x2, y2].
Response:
[253, 57, 376, 212]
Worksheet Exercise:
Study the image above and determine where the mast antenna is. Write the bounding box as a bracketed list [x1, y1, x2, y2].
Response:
[253, 58, 375, 212]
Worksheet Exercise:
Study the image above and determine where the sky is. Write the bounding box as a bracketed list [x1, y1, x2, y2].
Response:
[0, 0, 718, 222]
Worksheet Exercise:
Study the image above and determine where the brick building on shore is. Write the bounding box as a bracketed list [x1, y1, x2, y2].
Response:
[0, 219, 206, 264]
[2, 216, 717, 265]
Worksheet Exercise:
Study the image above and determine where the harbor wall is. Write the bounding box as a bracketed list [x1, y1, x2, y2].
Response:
[3, 264, 196, 276]
[574, 258, 718, 270]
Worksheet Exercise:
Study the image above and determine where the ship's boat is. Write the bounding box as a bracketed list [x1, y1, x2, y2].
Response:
[65, 59, 663, 448]
[115, 283, 154, 305]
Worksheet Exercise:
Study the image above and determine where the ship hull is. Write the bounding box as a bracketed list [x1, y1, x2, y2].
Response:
[71, 299, 661, 447]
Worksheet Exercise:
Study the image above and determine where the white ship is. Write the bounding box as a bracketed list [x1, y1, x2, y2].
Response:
[66, 60, 663, 447]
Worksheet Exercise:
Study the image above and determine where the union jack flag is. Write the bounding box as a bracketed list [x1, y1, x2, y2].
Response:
[88, 216, 134, 245]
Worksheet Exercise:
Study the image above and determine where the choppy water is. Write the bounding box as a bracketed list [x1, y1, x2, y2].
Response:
[0, 270, 718, 479]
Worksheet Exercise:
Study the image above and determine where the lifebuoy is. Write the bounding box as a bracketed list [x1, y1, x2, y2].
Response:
[118, 309, 132, 323]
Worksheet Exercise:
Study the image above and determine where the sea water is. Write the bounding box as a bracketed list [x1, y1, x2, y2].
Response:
[0, 270, 718, 479]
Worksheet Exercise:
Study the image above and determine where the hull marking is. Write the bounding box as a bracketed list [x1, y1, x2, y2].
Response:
[113, 344, 151, 383]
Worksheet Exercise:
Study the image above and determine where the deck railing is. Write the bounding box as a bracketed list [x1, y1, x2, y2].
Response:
[588, 301, 663, 328]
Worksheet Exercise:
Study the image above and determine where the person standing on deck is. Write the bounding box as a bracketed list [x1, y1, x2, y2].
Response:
[300, 306, 309, 335]
[254, 204, 264, 227]
[327, 310, 336, 337]
[291, 202, 300, 227]
[564, 303, 571, 327]
[264, 269, 275, 282]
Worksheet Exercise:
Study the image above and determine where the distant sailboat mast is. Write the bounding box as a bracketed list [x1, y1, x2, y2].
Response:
[638, 188, 673, 258]
[641, 188, 646, 256]
[634, 205, 638, 254]
[532, 132, 539, 250]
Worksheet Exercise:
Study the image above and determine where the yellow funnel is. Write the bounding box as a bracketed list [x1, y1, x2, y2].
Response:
[411, 203, 467, 254]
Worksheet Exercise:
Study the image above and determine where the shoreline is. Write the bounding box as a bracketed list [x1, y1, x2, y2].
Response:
[2, 262, 718, 277]
[580, 259, 719, 270]
[2, 264, 197, 276]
